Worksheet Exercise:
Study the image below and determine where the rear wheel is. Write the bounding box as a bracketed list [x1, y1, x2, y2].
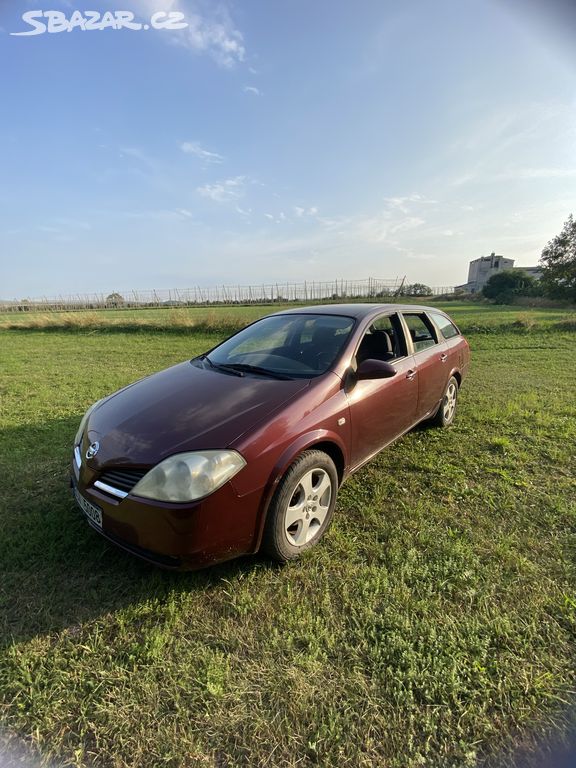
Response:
[262, 450, 338, 562]
[432, 375, 459, 427]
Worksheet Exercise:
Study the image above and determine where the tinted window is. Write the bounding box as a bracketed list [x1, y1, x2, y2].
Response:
[429, 312, 460, 339]
[401, 313, 438, 352]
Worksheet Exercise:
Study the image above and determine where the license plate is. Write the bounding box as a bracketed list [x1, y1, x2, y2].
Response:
[74, 487, 103, 529]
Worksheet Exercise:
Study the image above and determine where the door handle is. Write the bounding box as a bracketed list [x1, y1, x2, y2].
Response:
[406, 369, 416, 381]
[440, 353, 448, 362]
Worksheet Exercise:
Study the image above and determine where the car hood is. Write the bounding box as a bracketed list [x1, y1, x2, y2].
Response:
[85, 361, 309, 467]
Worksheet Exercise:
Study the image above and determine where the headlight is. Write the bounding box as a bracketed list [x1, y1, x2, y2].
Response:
[131, 450, 246, 503]
[74, 399, 105, 446]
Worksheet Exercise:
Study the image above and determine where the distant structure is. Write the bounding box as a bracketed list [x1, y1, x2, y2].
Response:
[516, 266, 543, 280]
[456, 252, 542, 293]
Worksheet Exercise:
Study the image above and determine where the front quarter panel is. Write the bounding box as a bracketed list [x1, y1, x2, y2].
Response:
[230, 372, 351, 550]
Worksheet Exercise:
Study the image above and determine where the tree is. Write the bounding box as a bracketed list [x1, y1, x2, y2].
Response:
[404, 283, 433, 296]
[105, 292, 125, 308]
[539, 214, 576, 301]
[482, 270, 537, 304]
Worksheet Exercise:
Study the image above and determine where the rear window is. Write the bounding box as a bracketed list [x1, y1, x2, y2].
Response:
[429, 312, 460, 339]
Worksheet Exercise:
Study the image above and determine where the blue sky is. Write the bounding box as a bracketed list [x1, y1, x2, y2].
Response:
[0, 0, 575, 298]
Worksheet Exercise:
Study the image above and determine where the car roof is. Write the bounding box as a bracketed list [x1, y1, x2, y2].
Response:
[270, 303, 441, 320]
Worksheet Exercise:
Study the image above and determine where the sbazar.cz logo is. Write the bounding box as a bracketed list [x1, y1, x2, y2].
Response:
[11, 10, 188, 35]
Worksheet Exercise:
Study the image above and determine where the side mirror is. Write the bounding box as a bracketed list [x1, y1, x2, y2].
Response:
[356, 358, 397, 380]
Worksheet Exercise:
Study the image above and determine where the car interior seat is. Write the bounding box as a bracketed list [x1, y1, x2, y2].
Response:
[357, 329, 394, 363]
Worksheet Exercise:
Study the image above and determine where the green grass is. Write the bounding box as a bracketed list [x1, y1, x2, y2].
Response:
[0, 305, 273, 333]
[1, 299, 574, 336]
[0, 304, 575, 767]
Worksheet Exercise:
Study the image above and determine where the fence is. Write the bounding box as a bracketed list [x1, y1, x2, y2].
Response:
[1, 277, 455, 313]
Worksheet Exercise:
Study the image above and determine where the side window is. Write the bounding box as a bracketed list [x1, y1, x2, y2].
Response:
[356, 313, 406, 362]
[401, 313, 438, 352]
[429, 312, 460, 340]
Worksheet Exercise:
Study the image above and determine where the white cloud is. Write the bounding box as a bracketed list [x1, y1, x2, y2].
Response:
[197, 176, 247, 202]
[181, 141, 224, 163]
[315, 196, 432, 246]
[445, 103, 576, 189]
[184, 11, 245, 67]
[293, 206, 319, 218]
[119, 146, 153, 165]
[389, 216, 426, 235]
[500, 167, 576, 180]
[383, 194, 437, 213]
[352, 212, 426, 243]
[36, 217, 92, 239]
[452, 166, 576, 187]
[264, 211, 287, 224]
[122, 209, 195, 221]
[243, 86, 261, 96]
[135, 1, 245, 67]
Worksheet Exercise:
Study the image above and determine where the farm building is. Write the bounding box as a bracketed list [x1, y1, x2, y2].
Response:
[456, 252, 542, 293]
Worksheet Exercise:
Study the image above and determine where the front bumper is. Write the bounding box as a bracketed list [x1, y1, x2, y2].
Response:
[71, 460, 265, 570]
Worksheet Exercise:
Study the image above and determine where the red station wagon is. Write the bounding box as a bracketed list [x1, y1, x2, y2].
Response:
[71, 304, 470, 569]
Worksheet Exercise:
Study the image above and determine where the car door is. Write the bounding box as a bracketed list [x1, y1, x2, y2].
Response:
[399, 311, 448, 420]
[346, 312, 418, 469]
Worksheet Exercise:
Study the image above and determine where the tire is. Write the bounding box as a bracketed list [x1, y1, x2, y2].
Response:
[432, 375, 459, 427]
[262, 450, 338, 563]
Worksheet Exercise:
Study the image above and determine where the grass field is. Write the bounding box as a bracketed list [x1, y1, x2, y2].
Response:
[1, 299, 575, 335]
[0, 302, 575, 767]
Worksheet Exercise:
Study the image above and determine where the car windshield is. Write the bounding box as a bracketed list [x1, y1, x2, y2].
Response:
[204, 313, 355, 378]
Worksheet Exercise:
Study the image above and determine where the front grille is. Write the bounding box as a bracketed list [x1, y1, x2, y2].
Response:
[98, 467, 148, 494]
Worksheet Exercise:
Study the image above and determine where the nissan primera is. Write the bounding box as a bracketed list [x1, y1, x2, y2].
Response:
[72, 304, 470, 569]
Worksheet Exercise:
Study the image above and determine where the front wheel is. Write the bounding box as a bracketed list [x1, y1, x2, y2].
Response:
[261, 450, 338, 562]
[432, 375, 459, 427]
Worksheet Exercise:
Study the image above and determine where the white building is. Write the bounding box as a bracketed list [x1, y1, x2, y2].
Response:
[456, 253, 542, 293]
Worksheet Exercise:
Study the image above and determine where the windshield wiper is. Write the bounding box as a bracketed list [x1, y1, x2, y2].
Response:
[201, 355, 244, 377]
[219, 363, 292, 380]
[201, 355, 291, 380]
